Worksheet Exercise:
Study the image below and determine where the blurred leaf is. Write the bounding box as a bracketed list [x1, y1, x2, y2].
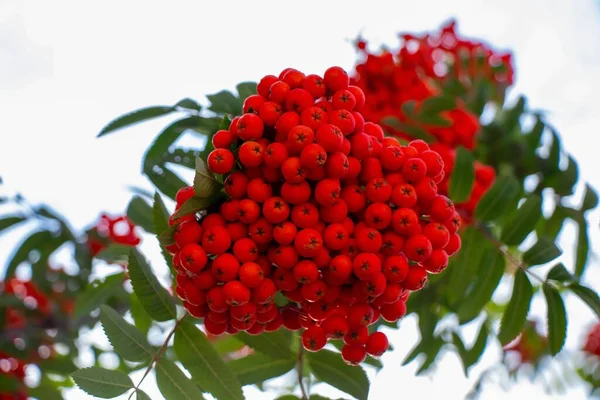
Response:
[212, 335, 246, 355]
[174, 320, 244, 400]
[474, 175, 520, 221]
[98, 106, 176, 137]
[130, 292, 152, 336]
[126, 196, 154, 233]
[448, 147, 475, 203]
[401, 100, 417, 117]
[95, 244, 132, 264]
[569, 284, 600, 318]
[236, 82, 258, 99]
[582, 184, 599, 211]
[546, 129, 561, 173]
[538, 205, 567, 240]
[465, 323, 488, 369]
[307, 349, 369, 400]
[158, 224, 178, 247]
[420, 95, 456, 115]
[38, 356, 77, 375]
[153, 192, 175, 274]
[235, 330, 293, 360]
[73, 273, 125, 319]
[498, 269, 533, 345]
[227, 354, 295, 386]
[175, 98, 202, 112]
[3, 230, 67, 279]
[128, 249, 176, 321]
[447, 227, 488, 306]
[416, 337, 444, 375]
[207, 90, 242, 115]
[381, 116, 435, 142]
[543, 284, 567, 355]
[200, 115, 230, 160]
[548, 156, 578, 196]
[417, 113, 452, 127]
[502, 96, 525, 133]
[146, 165, 189, 201]
[546, 263, 573, 282]
[136, 390, 152, 400]
[100, 305, 153, 362]
[71, 367, 134, 398]
[525, 115, 544, 150]
[0, 215, 25, 234]
[523, 236, 562, 266]
[155, 358, 206, 400]
[457, 250, 505, 324]
[575, 222, 590, 278]
[27, 382, 64, 400]
[501, 195, 542, 246]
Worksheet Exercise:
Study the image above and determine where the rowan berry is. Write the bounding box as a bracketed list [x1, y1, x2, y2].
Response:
[180, 243, 208, 274]
[303, 74, 327, 98]
[342, 344, 367, 366]
[207, 149, 235, 174]
[224, 172, 249, 199]
[324, 66, 349, 91]
[302, 326, 328, 352]
[202, 226, 231, 255]
[300, 143, 327, 169]
[366, 332, 389, 357]
[174, 220, 203, 248]
[239, 141, 264, 167]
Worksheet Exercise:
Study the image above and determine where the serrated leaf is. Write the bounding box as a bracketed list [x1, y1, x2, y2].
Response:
[159, 224, 179, 247]
[174, 321, 244, 400]
[0, 216, 26, 234]
[98, 106, 175, 137]
[72, 367, 133, 398]
[73, 273, 125, 319]
[194, 157, 221, 197]
[546, 263, 572, 282]
[175, 98, 202, 112]
[207, 90, 242, 115]
[100, 305, 152, 362]
[543, 284, 567, 355]
[236, 82, 258, 99]
[448, 146, 475, 203]
[498, 269, 533, 345]
[381, 116, 435, 142]
[582, 184, 599, 211]
[228, 354, 295, 386]
[569, 284, 600, 318]
[130, 292, 152, 336]
[127, 196, 154, 233]
[171, 197, 212, 220]
[575, 222, 590, 277]
[307, 349, 370, 400]
[523, 236, 562, 266]
[457, 250, 505, 324]
[128, 249, 176, 321]
[474, 175, 520, 221]
[235, 330, 293, 359]
[501, 195, 543, 246]
[155, 358, 206, 400]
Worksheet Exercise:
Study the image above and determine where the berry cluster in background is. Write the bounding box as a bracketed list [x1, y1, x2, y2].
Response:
[166, 66, 462, 365]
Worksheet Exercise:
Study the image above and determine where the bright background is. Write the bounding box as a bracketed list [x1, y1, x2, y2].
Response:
[1, 0, 599, 399]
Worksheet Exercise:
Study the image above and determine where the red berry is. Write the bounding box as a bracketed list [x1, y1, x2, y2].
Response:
[239, 141, 264, 168]
[402, 266, 428, 291]
[180, 243, 208, 274]
[222, 281, 251, 306]
[366, 332, 389, 357]
[341, 344, 367, 366]
[207, 149, 235, 174]
[212, 253, 240, 282]
[324, 66, 349, 91]
[302, 326, 328, 352]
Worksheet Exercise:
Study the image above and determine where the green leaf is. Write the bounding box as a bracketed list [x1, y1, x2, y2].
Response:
[474, 175, 520, 221]
[236, 82, 258, 99]
[174, 321, 244, 400]
[175, 98, 202, 112]
[420, 95, 456, 115]
[171, 196, 212, 220]
[128, 249, 176, 321]
[498, 269, 533, 345]
[73, 273, 125, 319]
[100, 305, 153, 362]
[569, 284, 600, 318]
[381, 116, 435, 142]
[98, 106, 176, 137]
[207, 90, 242, 115]
[525, 115, 544, 150]
[549, 156, 579, 196]
[71, 367, 134, 398]
[194, 157, 222, 198]
[146, 165, 189, 201]
[38, 355, 77, 374]
[136, 390, 152, 400]
[3, 230, 67, 279]
[543, 284, 567, 355]
[129, 292, 152, 336]
[500, 195, 542, 246]
[235, 330, 293, 359]
[523, 236, 562, 266]
[155, 358, 206, 400]
[159, 224, 179, 247]
[94, 244, 132, 264]
[0, 216, 26, 234]
[415, 337, 444, 375]
[448, 146, 475, 203]
[461, 323, 489, 371]
[582, 184, 599, 211]
[153, 192, 175, 273]
[228, 354, 295, 386]
[126, 196, 154, 233]
[457, 250, 505, 324]
[575, 222, 590, 277]
[546, 129, 561, 173]
[307, 349, 370, 400]
[546, 263, 573, 282]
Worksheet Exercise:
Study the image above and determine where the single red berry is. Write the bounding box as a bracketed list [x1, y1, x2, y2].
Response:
[285, 88, 314, 113]
[392, 208, 421, 236]
[239, 141, 264, 168]
[331, 89, 356, 111]
[194, 270, 217, 290]
[380, 300, 407, 322]
[424, 222, 450, 249]
[252, 278, 277, 304]
[294, 228, 323, 258]
[423, 249, 449, 274]
[328, 109, 356, 135]
[300, 279, 328, 302]
[325, 152, 349, 179]
[316, 124, 344, 153]
[246, 178, 273, 203]
[224, 172, 249, 199]
[402, 157, 427, 182]
[300, 106, 329, 131]
[341, 185, 366, 213]
[180, 243, 208, 274]
[273, 221, 297, 245]
[204, 317, 228, 335]
[354, 227, 383, 253]
[232, 238, 259, 263]
[206, 286, 228, 312]
[302, 326, 328, 352]
[429, 195, 455, 223]
[382, 254, 409, 282]
[238, 199, 261, 224]
[420, 150, 444, 177]
[175, 186, 195, 206]
[322, 314, 349, 339]
[174, 220, 203, 248]
[269, 80, 291, 103]
[445, 233, 462, 256]
[243, 94, 265, 114]
[212, 253, 240, 282]
[257, 75, 279, 98]
[262, 197, 290, 224]
[258, 101, 283, 126]
[404, 234, 433, 262]
[287, 125, 315, 154]
[281, 181, 312, 205]
[293, 260, 319, 284]
[366, 332, 389, 357]
[314, 178, 341, 206]
[342, 344, 367, 366]
[364, 203, 392, 230]
[323, 223, 349, 250]
[222, 280, 251, 306]
[352, 253, 381, 281]
[281, 157, 306, 183]
[324, 66, 349, 91]
[236, 113, 264, 141]
[343, 325, 369, 346]
[202, 226, 232, 255]
[347, 85, 366, 109]
[303, 74, 327, 98]
[230, 302, 257, 322]
[207, 149, 235, 174]
[300, 143, 328, 170]
[402, 266, 428, 291]
[282, 68, 306, 88]
[226, 222, 248, 242]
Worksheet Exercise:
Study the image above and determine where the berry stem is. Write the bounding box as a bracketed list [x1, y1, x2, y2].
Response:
[297, 337, 309, 400]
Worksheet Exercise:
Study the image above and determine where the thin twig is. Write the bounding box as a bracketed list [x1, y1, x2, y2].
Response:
[297, 338, 309, 400]
[128, 316, 184, 399]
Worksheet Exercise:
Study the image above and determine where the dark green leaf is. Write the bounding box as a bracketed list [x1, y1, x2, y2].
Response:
[582, 184, 599, 211]
[307, 349, 370, 400]
[474, 175, 520, 221]
[100, 305, 153, 362]
[174, 321, 244, 400]
[466, 323, 489, 369]
[153, 192, 175, 274]
[457, 250, 505, 324]
[158, 224, 179, 247]
[156, 358, 206, 400]
[538, 205, 567, 240]
[235, 330, 293, 359]
[0, 216, 26, 234]
[207, 90, 242, 115]
[98, 106, 175, 137]
[546, 129, 561, 173]
[136, 390, 152, 400]
[546, 263, 573, 282]
[501, 195, 542, 245]
[416, 337, 444, 375]
[175, 98, 202, 112]
[569, 284, 600, 318]
[146, 165, 189, 200]
[448, 146, 475, 203]
[38, 355, 77, 374]
[543, 284, 567, 355]
[523, 236, 562, 266]
[525, 115, 544, 150]
[420, 95, 456, 115]
[72, 367, 134, 398]
[575, 222, 590, 277]
[73, 273, 125, 319]
[126, 196, 154, 233]
[236, 82, 258, 99]
[417, 113, 452, 127]
[212, 335, 246, 355]
[3, 230, 67, 279]
[194, 157, 221, 198]
[94, 243, 132, 264]
[130, 292, 152, 336]
[498, 270, 533, 345]
[171, 197, 212, 220]
[128, 249, 176, 321]
[549, 156, 579, 196]
[381, 116, 435, 142]
[228, 354, 295, 386]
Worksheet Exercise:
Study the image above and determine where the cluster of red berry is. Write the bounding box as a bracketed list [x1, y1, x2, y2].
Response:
[351, 21, 511, 221]
[87, 213, 141, 257]
[0, 351, 27, 400]
[166, 66, 462, 365]
[583, 322, 600, 357]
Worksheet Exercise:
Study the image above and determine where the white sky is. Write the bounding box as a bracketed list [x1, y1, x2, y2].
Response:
[1, 0, 600, 399]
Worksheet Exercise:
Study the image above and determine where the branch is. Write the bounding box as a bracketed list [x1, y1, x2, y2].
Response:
[297, 338, 309, 400]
